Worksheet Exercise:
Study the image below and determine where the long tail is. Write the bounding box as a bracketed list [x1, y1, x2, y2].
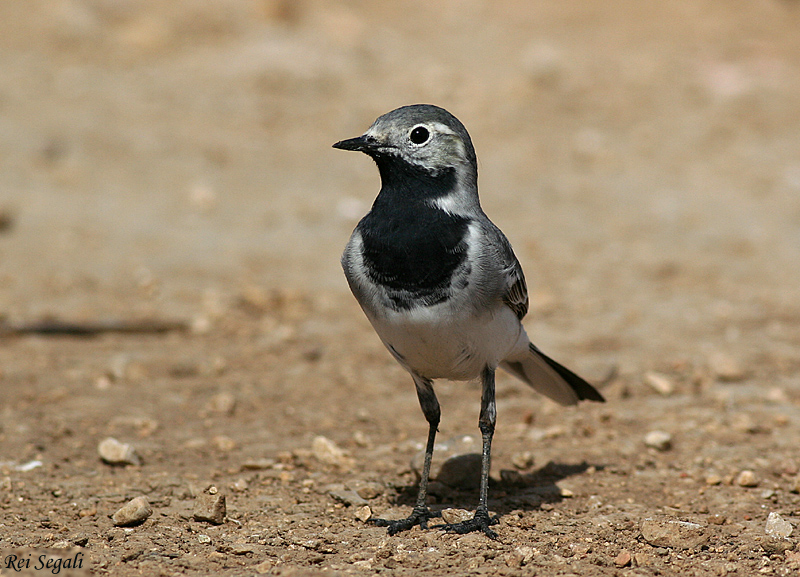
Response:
[500, 343, 605, 406]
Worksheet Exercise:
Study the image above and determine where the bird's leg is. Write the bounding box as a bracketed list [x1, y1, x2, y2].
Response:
[370, 375, 442, 535]
[437, 365, 500, 538]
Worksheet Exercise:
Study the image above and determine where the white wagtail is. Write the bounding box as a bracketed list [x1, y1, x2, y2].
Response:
[334, 104, 604, 538]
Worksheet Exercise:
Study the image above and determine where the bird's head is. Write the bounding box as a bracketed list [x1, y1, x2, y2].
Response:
[333, 105, 479, 199]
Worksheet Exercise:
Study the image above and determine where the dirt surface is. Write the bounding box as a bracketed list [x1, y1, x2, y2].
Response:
[2, 1, 800, 576]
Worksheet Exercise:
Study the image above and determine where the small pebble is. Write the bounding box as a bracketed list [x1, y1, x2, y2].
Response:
[231, 544, 255, 555]
[241, 458, 275, 471]
[644, 371, 674, 396]
[640, 517, 708, 549]
[708, 352, 746, 382]
[98, 437, 141, 466]
[197, 534, 211, 544]
[790, 476, 800, 494]
[355, 505, 372, 522]
[112, 496, 152, 527]
[254, 560, 275, 574]
[205, 392, 236, 415]
[614, 550, 632, 567]
[212, 435, 236, 452]
[505, 545, 536, 567]
[644, 430, 672, 451]
[765, 512, 793, 538]
[435, 454, 482, 489]
[736, 470, 759, 488]
[311, 436, 353, 468]
[511, 451, 535, 470]
[440, 508, 473, 524]
[354, 481, 383, 500]
[193, 491, 226, 524]
[705, 474, 722, 485]
[328, 486, 368, 507]
[230, 478, 249, 493]
[786, 550, 800, 565]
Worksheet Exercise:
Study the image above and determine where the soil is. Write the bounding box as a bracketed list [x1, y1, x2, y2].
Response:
[2, 1, 800, 576]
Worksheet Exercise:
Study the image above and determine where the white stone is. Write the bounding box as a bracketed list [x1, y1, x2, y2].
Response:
[765, 512, 793, 539]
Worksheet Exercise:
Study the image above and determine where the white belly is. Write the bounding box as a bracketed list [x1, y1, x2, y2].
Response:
[367, 302, 523, 381]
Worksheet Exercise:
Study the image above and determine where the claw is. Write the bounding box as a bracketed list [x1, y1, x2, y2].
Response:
[369, 507, 442, 535]
[434, 508, 500, 539]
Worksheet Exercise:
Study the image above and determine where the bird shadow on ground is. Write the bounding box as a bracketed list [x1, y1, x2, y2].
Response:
[388, 460, 604, 516]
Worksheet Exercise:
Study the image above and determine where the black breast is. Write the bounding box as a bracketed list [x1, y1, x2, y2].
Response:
[357, 163, 471, 309]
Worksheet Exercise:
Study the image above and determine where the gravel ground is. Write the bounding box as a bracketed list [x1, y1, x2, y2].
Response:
[1, 2, 800, 576]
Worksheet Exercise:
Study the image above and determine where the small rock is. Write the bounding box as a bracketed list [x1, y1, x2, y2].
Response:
[15, 460, 43, 472]
[197, 534, 211, 544]
[70, 533, 90, 547]
[254, 559, 275, 574]
[230, 544, 255, 555]
[640, 517, 709, 549]
[241, 458, 275, 471]
[112, 496, 152, 527]
[765, 512, 793, 538]
[205, 392, 236, 415]
[354, 481, 383, 500]
[354, 505, 372, 522]
[570, 543, 591, 557]
[736, 470, 759, 488]
[193, 491, 226, 524]
[440, 508, 473, 524]
[790, 476, 800, 494]
[557, 485, 574, 498]
[311, 436, 353, 468]
[212, 435, 236, 451]
[762, 538, 794, 555]
[411, 434, 482, 488]
[644, 371, 675, 396]
[505, 545, 536, 567]
[79, 506, 96, 518]
[786, 550, 800, 565]
[511, 451, 534, 470]
[328, 486, 368, 507]
[230, 478, 248, 493]
[614, 550, 632, 567]
[98, 437, 141, 466]
[707, 514, 727, 525]
[708, 352, 746, 382]
[436, 454, 482, 489]
[705, 474, 723, 485]
[644, 430, 673, 451]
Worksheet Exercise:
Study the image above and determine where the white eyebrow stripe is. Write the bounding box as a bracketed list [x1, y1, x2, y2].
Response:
[428, 122, 457, 136]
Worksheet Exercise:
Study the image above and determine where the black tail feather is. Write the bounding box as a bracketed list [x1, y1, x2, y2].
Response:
[530, 344, 605, 403]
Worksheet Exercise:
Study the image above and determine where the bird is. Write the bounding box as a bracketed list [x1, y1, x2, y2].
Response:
[333, 104, 604, 538]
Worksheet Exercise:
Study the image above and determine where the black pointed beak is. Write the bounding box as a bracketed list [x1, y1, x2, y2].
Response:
[332, 134, 379, 152]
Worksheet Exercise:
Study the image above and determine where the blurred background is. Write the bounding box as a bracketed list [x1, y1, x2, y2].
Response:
[2, 0, 799, 370]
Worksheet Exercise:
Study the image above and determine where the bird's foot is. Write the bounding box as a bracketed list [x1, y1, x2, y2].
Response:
[369, 506, 441, 535]
[434, 508, 499, 539]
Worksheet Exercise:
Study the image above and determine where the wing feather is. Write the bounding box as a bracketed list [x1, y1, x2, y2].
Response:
[481, 220, 529, 320]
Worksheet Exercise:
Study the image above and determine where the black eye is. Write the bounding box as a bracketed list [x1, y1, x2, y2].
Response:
[409, 126, 430, 145]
